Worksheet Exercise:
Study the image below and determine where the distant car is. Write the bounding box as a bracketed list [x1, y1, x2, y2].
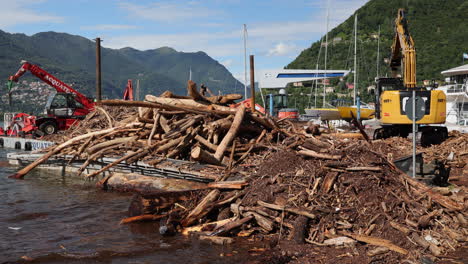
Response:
[459, 119, 468, 126]
[447, 119, 468, 134]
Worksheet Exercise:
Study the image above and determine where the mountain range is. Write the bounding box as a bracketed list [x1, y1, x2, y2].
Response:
[0, 30, 242, 112]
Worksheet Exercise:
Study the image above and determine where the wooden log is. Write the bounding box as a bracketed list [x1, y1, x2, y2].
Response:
[418, 209, 442, 228]
[67, 135, 94, 165]
[128, 192, 193, 216]
[198, 235, 234, 245]
[155, 137, 184, 153]
[206, 116, 233, 131]
[214, 105, 246, 161]
[208, 216, 254, 236]
[95, 106, 114, 128]
[182, 218, 234, 235]
[291, 215, 308, 244]
[304, 137, 331, 149]
[321, 172, 338, 194]
[138, 106, 153, 119]
[389, 221, 411, 235]
[244, 212, 274, 232]
[207, 94, 243, 104]
[167, 127, 199, 158]
[367, 247, 390, 257]
[148, 111, 160, 146]
[329, 133, 364, 139]
[411, 233, 430, 248]
[257, 201, 316, 219]
[191, 146, 223, 166]
[101, 99, 233, 116]
[104, 173, 208, 193]
[346, 166, 382, 172]
[195, 135, 218, 152]
[9, 124, 137, 179]
[159, 115, 171, 134]
[165, 115, 203, 139]
[160, 91, 191, 99]
[234, 144, 255, 166]
[145, 95, 235, 113]
[162, 89, 242, 105]
[78, 145, 121, 176]
[182, 189, 220, 227]
[120, 214, 166, 225]
[343, 232, 408, 255]
[187, 80, 209, 102]
[350, 111, 371, 141]
[213, 190, 247, 207]
[249, 113, 276, 130]
[207, 180, 248, 190]
[84, 149, 145, 178]
[298, 148, 341, 160]
[86, 136, 137, 155]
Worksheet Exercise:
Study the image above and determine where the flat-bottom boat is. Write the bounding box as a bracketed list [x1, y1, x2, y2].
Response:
[337, 105, 375, 121]
[304, 108, 341, 120]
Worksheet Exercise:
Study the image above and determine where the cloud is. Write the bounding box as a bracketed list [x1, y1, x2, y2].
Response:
[267, 42, 298, 56]
[80, 24, 137, 31]
[105, 0, 370, 69]
[0, 0, 63, 28]
[118, 1, 221, 23]
[221, 59, 234, 67]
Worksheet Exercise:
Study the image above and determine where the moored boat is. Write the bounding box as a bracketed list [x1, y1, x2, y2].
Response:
[305, 108, 341, 120]
[337, 105, 375, 121]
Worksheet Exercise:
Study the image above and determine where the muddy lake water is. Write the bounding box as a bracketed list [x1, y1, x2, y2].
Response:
[0, 148, 256, 263]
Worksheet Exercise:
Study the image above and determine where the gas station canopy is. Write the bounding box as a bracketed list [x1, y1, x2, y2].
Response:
[258, 69, 351, 89]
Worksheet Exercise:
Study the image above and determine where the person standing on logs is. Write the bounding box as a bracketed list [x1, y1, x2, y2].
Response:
[200, 84, 214, 97]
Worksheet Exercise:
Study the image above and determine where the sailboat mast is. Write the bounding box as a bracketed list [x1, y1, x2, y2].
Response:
[243, 24, 248, 100]
[312, 36, 323, 109]
[353, 14, 358, 105]
[323, 0, 329, 108]
[376, 25, 381, 77]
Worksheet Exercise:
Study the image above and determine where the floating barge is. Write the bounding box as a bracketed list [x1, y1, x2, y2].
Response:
[0, 136, 54, 151]
[7, 152, 220, 183]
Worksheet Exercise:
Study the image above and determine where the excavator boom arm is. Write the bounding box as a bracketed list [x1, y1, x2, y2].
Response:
[390, 9, 416, 88]
[8, 61, 95, 109]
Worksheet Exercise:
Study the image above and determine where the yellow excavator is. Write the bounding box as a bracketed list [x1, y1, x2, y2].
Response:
[373, 8, 447, 146]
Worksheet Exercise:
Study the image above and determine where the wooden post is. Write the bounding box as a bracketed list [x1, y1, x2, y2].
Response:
[250, 55, 255, 112]
[95, 37, 102, 102]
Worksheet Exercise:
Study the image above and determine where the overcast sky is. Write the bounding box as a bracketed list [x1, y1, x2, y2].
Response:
[0, 0, 368, 84]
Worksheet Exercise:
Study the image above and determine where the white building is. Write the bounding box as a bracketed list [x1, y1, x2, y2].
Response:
[437, 64, 468, 124]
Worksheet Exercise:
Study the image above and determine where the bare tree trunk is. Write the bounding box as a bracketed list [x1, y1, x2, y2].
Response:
[214, 106, 246, 161]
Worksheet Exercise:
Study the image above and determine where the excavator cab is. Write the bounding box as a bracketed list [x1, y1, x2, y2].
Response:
[45, 92, 85, 117]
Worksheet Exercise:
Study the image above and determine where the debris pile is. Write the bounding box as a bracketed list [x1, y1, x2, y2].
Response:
[127, 138, 464, 263]
[11, 81, 293, 179]
[9, 81, 467, 263]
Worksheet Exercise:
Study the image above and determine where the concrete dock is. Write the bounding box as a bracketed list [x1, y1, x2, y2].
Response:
[0, 136, 54, 151]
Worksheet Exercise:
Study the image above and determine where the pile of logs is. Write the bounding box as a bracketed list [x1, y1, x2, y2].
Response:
[10, 81, 292, 179]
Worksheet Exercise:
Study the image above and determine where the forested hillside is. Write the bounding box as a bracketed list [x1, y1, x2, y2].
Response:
[287, 0, 468, 107]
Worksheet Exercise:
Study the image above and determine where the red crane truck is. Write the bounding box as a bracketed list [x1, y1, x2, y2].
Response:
[5, 61, 95, 136]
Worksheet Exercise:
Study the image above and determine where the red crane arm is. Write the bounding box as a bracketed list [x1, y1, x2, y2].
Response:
[123, 79, 134, 100]
[8, 61, 95, 109]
